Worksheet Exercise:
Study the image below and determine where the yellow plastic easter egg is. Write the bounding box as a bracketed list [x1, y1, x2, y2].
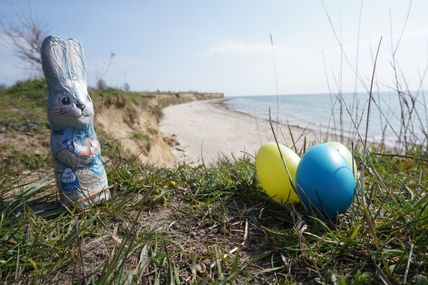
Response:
[325, 141, 358, 178]
[255, 142, 300, 203]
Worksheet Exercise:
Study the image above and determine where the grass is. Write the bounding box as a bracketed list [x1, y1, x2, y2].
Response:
[1, 149, 427, 284]
[0, 79, 427, 284]
[0, 78, 48, 129]
[132, 132, 151, 143]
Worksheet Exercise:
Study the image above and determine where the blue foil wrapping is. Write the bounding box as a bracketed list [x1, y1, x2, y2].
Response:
[41, 35, 110, 207]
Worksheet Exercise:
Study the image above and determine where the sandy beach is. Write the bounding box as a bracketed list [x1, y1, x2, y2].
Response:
[160, 99, 330, 165]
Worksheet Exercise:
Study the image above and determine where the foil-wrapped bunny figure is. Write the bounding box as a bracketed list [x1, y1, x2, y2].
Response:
[41, 36, 110, 207]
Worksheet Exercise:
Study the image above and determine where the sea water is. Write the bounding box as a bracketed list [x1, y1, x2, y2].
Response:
[223, 92, 428, 146]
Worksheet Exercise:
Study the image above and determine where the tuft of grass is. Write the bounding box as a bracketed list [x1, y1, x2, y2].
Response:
[132, 132, 151, 143]
[0, 78, 48, 128]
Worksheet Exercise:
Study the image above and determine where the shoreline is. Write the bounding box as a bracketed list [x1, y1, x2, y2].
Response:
[160, 99, 345, 165]
[216, 98, 317, 136]
[219, 98, 382, 146]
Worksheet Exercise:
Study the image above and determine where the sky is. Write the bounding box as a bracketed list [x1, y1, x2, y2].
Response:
[0, 0, 427, 96]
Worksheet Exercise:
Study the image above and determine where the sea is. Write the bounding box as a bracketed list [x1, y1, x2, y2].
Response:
[223, 92, 428, 147]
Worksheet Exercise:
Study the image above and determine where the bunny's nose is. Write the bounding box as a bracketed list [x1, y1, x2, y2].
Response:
[76, 102, 86, 110]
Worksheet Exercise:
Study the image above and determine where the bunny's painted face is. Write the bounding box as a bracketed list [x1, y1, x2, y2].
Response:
[48, 80, 94, 129]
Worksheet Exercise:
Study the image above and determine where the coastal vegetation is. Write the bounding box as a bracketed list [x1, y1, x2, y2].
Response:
[0, 79, 426, 284]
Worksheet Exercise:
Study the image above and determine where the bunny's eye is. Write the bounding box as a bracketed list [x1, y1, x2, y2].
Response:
[61, 97, 71, 105]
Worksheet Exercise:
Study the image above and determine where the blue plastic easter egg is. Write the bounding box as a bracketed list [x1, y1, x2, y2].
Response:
[325, 141, 358, 178]
[296, 144, 356, 217]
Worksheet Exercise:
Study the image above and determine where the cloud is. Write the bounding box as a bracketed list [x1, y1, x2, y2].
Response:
[207, 41, 273, 56]
[400, 27, 428, 40]
[206, 40, 314, 60]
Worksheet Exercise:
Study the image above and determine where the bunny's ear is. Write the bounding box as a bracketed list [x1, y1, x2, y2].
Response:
[41, 35, 87, 89]
[41, 35, 66, 88]
[67, 38, 86, 81]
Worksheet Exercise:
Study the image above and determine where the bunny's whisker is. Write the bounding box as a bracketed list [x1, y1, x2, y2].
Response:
[50, 110, 66, 114]
[52, 112, 67, 118]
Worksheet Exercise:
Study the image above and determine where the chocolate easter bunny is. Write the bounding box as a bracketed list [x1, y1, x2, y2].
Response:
[41, 36, 110, 207]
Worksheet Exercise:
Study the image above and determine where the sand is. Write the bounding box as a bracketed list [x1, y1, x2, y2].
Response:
[160, 99, 331, 165]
